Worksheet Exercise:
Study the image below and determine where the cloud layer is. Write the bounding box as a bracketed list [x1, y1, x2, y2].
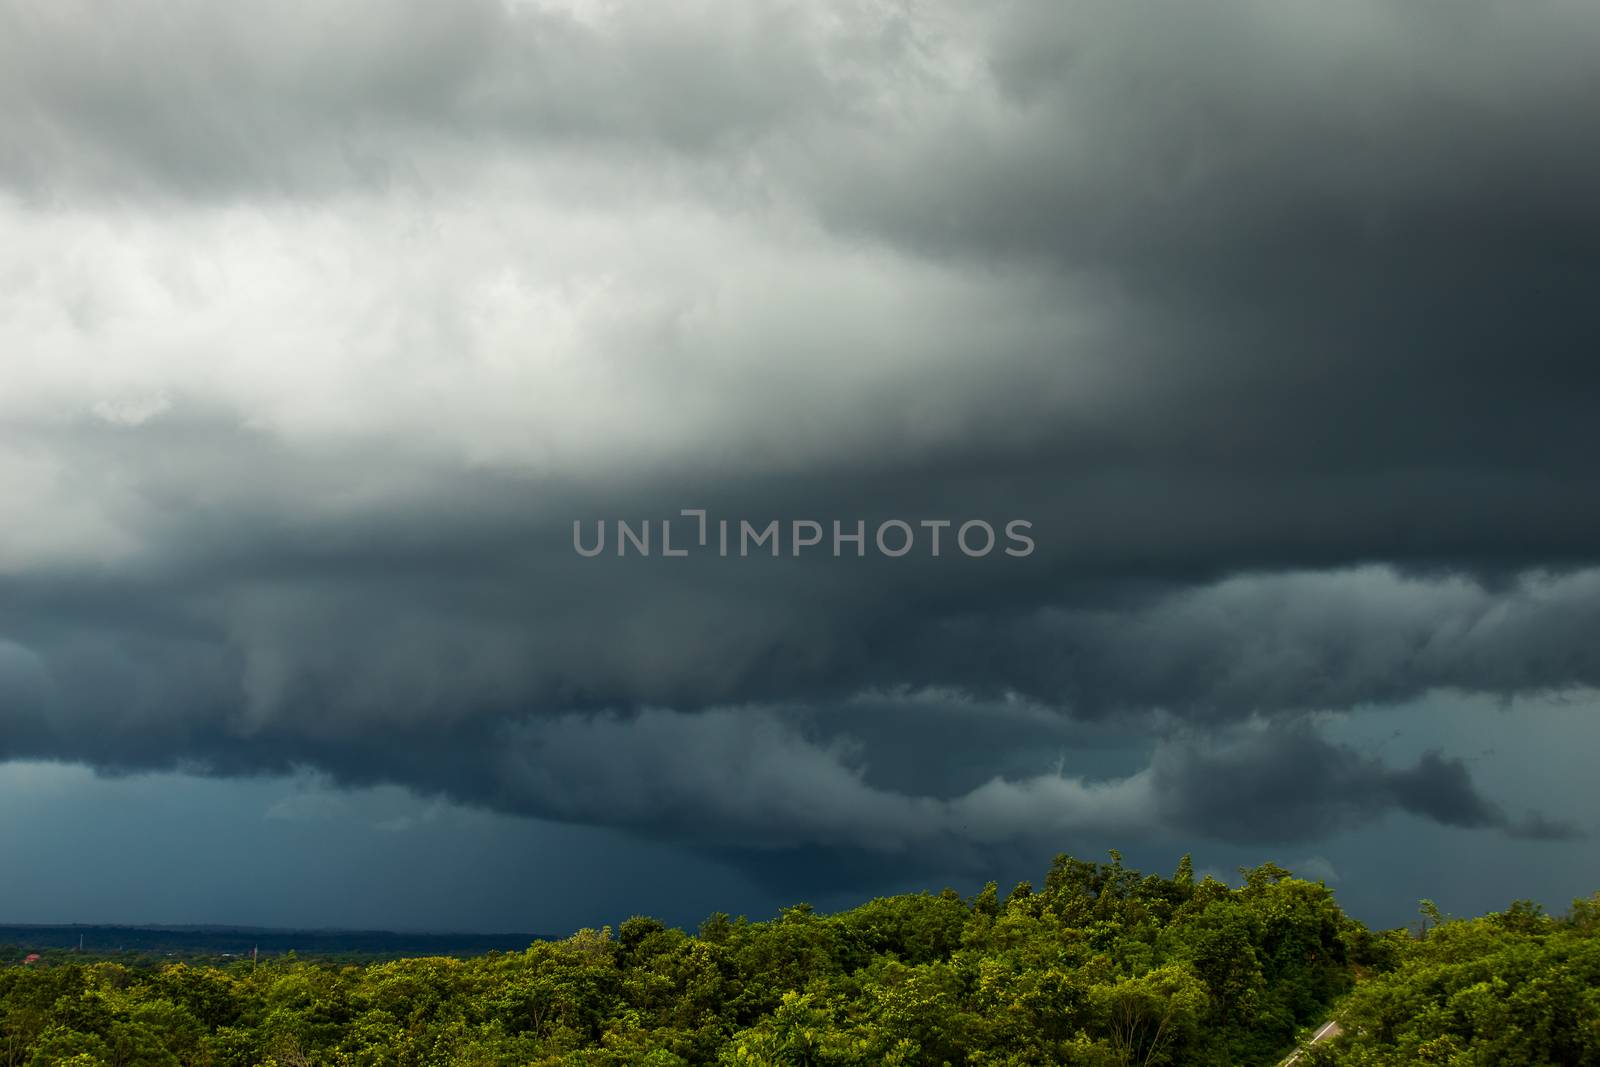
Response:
[3, 0, 1599, 873]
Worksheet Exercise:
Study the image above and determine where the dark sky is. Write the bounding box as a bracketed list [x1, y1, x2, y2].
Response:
[3, 0, 1599, 934]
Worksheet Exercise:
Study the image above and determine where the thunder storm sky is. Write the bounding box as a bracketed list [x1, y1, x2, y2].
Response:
[3, 0, 1600, 933]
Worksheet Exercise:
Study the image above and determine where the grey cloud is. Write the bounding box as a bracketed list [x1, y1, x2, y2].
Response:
[0, 0, 847, 197]
[1152, 727, 1579, 844]
[1386, 751, 1501, 830]
[1500, 811, 1584, 843]
[499, 709, 1578, 855]
[3, 420, 1599, 860]
[7, 551, 1578, 853]
[13, 422, 1600, 727]
[3, 0, 1598, 886]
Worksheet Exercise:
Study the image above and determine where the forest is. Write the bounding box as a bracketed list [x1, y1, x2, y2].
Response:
[3, 854, 1597, 1066]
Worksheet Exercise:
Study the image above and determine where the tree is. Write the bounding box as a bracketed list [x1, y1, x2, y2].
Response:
[1090, 964, 1209, 1067]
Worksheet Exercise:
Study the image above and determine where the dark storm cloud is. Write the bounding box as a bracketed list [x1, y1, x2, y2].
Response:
[1152, 726, 1580, 844]
[3, 0, 1599, 868]
[3, 416, 1599, 851]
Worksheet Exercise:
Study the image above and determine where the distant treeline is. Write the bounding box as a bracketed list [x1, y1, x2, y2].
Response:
[0, 925, 550, 965]
[2, 854, 1597, 1065]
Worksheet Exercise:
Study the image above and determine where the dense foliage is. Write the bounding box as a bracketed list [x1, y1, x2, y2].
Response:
[1307, 895, 1600, 1066]
[6, 853, 1589, 1066]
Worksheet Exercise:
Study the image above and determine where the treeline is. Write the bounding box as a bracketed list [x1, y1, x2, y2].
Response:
[0, 927, 551, 967]
[1, 853, 1594, 1065]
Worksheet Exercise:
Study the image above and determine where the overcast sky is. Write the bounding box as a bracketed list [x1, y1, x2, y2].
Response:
[3, 0, 1599, 934]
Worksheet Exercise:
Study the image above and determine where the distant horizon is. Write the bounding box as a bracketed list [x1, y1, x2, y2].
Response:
[1, 922, 551, 937]
[5, 825, 1593, 942]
